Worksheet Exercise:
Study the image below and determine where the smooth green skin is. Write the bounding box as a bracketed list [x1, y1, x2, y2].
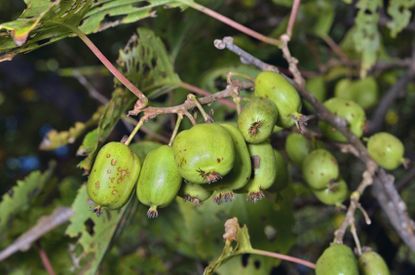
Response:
[316, 244, 359, 275]
[285, 132, 311, 166]
[237, 97, 278, 143]
[87, 142, 141, 209]
[319, 97, 366, 142]
[359, 251, 390, 275]
[302, 149, 339, 190]
[172, 123, 235, 184]
[209, 123, 252, 193]
[254, 71, 301, 128]
[180, 181, 212, 203]
[136, 145, 182, 209]
[353, 77, 378, 109]
[244, 143, 277, 194]
[335, 78, 378, 109]
[304, 76, 327, 111]
[313, 178, 348, 205]
[334, 79, 354, 101]
[270, 150, 289, 191]
[367, 132, 404, 170]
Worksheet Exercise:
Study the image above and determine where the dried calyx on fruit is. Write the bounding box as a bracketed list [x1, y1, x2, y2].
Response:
[241, 142, 277, 202]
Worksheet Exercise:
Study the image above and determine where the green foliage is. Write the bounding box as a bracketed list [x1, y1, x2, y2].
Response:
[387, 0, 415, 37]
[353, 0, 382, 77]
[117, 28, 181, 97]
[78, 28, 179, 171]
[65, 185, 130, 275]
[0, 0, 186, 60]
[0, 166, 55, 235]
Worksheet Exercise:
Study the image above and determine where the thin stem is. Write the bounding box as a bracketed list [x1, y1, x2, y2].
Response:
[184, 1, 281, 47]
[286, 0, 301, 37]
[188, 94, 213, 122]
[38, 247, 56, 275]
[75, 31, 147, 104]
[214, 37, 279, 72]
[350, 223, 362, 256]
[250, 248, 316, 269]
[124, 118, 145, 146]
[53, 22, 148, 105]
[169, 114, 183, 146]
[184, 111, 197, 125]
[180, 82, 236, 109]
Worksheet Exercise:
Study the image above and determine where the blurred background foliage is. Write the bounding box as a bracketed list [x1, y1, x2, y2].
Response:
[1, 0, 415, 274]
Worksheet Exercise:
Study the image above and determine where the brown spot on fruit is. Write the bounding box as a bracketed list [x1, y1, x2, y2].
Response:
[95, 181, 100, 189]
[111, 159, 117, 166]
[106, 153, 111, 158]
[251, 155, 261, 169]
[249, 120, 263, 136]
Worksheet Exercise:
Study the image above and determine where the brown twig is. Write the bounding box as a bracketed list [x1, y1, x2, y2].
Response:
[250, 248, 316, 269]
[183, 0, 281, 47]
[211, 28, 415, 250]
[180, 82, 236, 109]
[0, 207, 73, 261]
[367, 71, 414, 134]
[125, 81, 248, 143]
[38, 245, 56, 275]
[321, 35, 351, 64]
[286, 0, 301, 37]
[214, 37, 279, 73]
[73, 71, 170, 143]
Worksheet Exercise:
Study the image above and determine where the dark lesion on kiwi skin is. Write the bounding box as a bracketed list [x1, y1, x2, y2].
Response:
[197, 168, 222, 183]
[249, 120, 264, 137]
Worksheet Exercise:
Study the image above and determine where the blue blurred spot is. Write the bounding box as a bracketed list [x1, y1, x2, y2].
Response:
[54, 145, 69, 157]
[19, 155, 40, 172]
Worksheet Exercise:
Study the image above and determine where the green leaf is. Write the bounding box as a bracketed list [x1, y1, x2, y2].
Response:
[0, 0, 187, 61]
[386, 0, 415, 37]
[77, 128, 99, 157]
[117, 28, 181, 96]
[352, 0, 382, 77]
[65, 185, 130, 275]
[203, 218, 253, 274]
[0, 165, 55, 234]
[157, 191, 295, 261]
